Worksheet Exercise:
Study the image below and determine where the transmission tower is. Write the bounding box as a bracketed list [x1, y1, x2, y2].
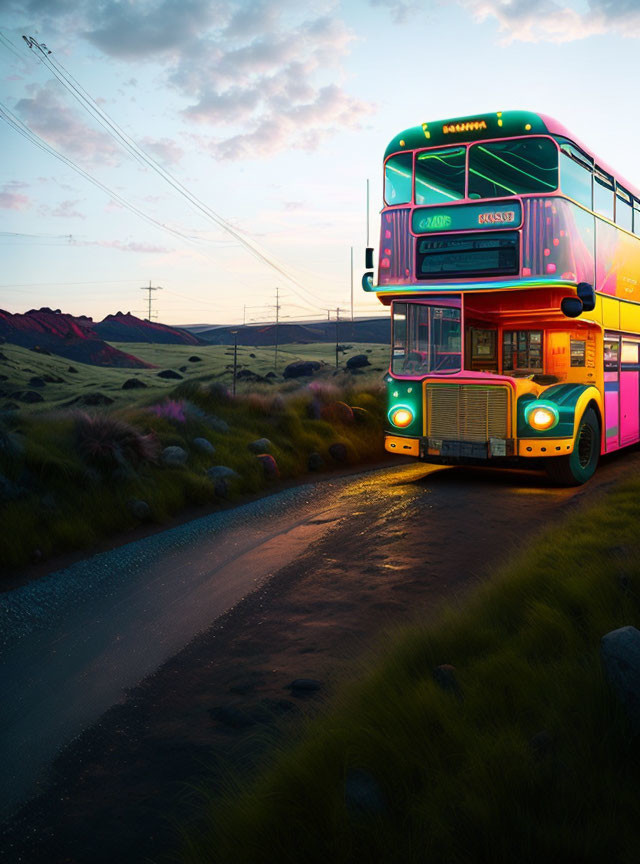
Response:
[139, 280, 163, 320]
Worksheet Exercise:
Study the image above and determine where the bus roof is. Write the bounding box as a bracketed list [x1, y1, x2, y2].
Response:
[385, 110, 640, 200]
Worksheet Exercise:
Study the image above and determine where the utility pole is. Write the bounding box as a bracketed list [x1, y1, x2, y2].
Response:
[335, 306, 341, 368]
[350, 245, 354, 322]
[274, 286, 281, 373]
[139, 280, 163, 321]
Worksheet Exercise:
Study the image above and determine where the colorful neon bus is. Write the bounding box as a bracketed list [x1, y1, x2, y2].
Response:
[363, 110, 640, 484]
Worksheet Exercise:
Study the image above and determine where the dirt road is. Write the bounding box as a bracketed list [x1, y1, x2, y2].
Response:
[1, 452, 637, 863]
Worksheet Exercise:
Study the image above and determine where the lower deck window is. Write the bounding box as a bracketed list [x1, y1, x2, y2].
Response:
[503, 330, 543, 372]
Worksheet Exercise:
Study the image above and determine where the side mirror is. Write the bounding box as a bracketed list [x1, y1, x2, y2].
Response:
[365, 247, 374, 269]
[561, 297, 583, 318]
[577, 282, 596, 312]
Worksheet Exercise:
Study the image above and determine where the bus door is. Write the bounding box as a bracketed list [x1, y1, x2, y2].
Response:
[620, 339, 640, 445]
[604, 335, 620, 451]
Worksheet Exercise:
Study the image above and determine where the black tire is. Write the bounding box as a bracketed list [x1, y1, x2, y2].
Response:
[545, 407, 600, 486]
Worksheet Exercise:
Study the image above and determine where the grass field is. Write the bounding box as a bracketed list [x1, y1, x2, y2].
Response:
[0, 341, 389, 573]
[0, 341, 390, 413]
[184, 475, 640, 864]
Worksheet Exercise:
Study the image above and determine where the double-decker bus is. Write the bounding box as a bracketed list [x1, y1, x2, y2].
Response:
[363, 110, 640, 484]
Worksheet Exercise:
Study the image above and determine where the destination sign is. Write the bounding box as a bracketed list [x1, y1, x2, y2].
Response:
[412, 201, 522, 234]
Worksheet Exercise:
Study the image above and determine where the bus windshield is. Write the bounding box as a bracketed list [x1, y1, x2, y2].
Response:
[392, 302, 461, 375]
[468, 137, 558, 199]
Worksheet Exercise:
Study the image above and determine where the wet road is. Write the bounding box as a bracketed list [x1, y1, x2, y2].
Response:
[0, 453, 637, 823]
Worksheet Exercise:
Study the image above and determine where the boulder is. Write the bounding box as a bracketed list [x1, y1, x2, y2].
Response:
[188, 355, 202, 363]
[346, 354, 371, 370]
[351, 406, 371, 424]
[67, 366, 78, 373]
[16, 390, 44, 404]
[283, 360, 321, 379]
[42, 375, 63, 384]
[122, 378, 148, 390]
[601, 625, 640, 731]
[193, 437, 215, 455]
[157, 369, 183, 380]
[161, 445, 188, 467]
[256, 453, 279, 479]
[207, 465, 239, 482]
[321, 401, 354, 424]
[207, 415, 230, 434]
[308, 452, 324, 472]
[328, 442, 348, 463]
[128, 499, 151, 520]
[28, 377, 46, 388]
[248, 437, 271, 454]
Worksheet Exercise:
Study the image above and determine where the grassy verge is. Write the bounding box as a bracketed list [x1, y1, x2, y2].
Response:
[184, 477, 640, 864]
[0, 373, 386, 574]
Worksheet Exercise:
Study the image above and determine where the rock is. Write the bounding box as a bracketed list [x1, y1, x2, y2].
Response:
[16, 390, 44, 404]
[328, 442, 348, 463]
[256, 453, 279, 479]
[161, 445, 188, 467]
[213, 478, 229, 498]
[248, 437, 271, 454]
[157, 369, 183, 379]
[188, 355, 202, 363]
[265, 371, 277, 379]
[28, 377, 46, 388]
[288, 678, 323, 695]
[346, 354, 371, 370]
[179, 365, 188, 372]
[432, 664, 462, 700]
[345, 770, 385, 816]
[321, 401, 354, 424]
[207, 415, 230, 434]
[209, 704, 254, 730]
[283, 360, 322, 379]
[193, 437, 215, 455]
[128, 498, 151, 520]
[601, 626, 640, 731]
[249, 353, 256, 358]
[308, 452, 324, 471]
[76, 393, 114, 406]
[207, 465, 239, 481]
[42, 375, 63, 384]
[122, 378, 148, 390]
[67, 366, 78, 373]
[351, 406, 371, 424]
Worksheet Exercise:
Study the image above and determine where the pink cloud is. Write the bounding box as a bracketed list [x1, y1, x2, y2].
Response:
[0, 181, 31, 211]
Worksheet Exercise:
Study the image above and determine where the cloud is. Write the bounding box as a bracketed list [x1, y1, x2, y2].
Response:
[15, 81, 121, 165]
[51, 199, 84, 218]
[141, 136, 184, 165]
[368, 0, 420, 24]
[462, 0, 640, 42]
[74, 238, 171, 253]
[0, 181, 31, 210]
[6, 0, 372, 160]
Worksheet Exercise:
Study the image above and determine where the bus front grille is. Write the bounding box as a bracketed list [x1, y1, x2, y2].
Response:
[426, 384, 510, 442]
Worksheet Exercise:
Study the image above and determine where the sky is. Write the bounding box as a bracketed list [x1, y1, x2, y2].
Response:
[1, 0, 639, 326]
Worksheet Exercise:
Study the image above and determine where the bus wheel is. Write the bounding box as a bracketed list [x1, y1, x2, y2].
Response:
[545, 408, 600, 486]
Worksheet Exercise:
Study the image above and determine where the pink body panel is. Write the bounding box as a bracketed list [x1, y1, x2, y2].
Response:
[604, 371, 620, 452]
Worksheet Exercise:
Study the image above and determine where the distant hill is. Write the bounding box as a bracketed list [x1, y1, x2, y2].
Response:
[94, 312, 201, 345]
[0, 308, 151, 368]
[190, 317, 390, 346]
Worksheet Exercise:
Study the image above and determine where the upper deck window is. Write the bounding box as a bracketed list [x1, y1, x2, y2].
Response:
[634, 200, 640, 237]
[414, 147, 466, 205]
[559, 142, 593, 208]
[384, 152, 413, 205]
[594, 169, 614, 220]
[468, 137, 558, 199]
[616, 186, 633, 232]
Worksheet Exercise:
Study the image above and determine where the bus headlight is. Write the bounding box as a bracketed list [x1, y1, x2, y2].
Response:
[389, 406, 414, 428]
[525, 401, 559, 431]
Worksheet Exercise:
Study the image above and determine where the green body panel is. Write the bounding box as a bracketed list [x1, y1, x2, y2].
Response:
[517, 383, 596, 438]
[385, 375, 423, 436]
[384, 111, 548, 159]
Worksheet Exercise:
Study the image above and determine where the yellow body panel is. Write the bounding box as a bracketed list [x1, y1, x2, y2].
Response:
[519, 438, 574, 457]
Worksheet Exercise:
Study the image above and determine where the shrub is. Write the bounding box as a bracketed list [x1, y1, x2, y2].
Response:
[75, 412, 158, 470]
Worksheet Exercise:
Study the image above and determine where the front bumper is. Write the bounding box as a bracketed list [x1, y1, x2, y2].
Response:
[385, 434, 575, 461]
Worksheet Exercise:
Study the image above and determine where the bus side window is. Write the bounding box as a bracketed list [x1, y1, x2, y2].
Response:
[604, 339, 620, 372]
[634, 200, 640, 237]
[594, 169, 614, 220]
[559, 144, 592, 208]
[384, 153, 413, 205]
[570, 339, 586, 367]
[616, 186, 633, 232]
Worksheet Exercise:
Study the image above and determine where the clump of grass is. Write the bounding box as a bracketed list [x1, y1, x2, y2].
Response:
[184, 476, 640, 864]
[75, 412, 159, 469]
